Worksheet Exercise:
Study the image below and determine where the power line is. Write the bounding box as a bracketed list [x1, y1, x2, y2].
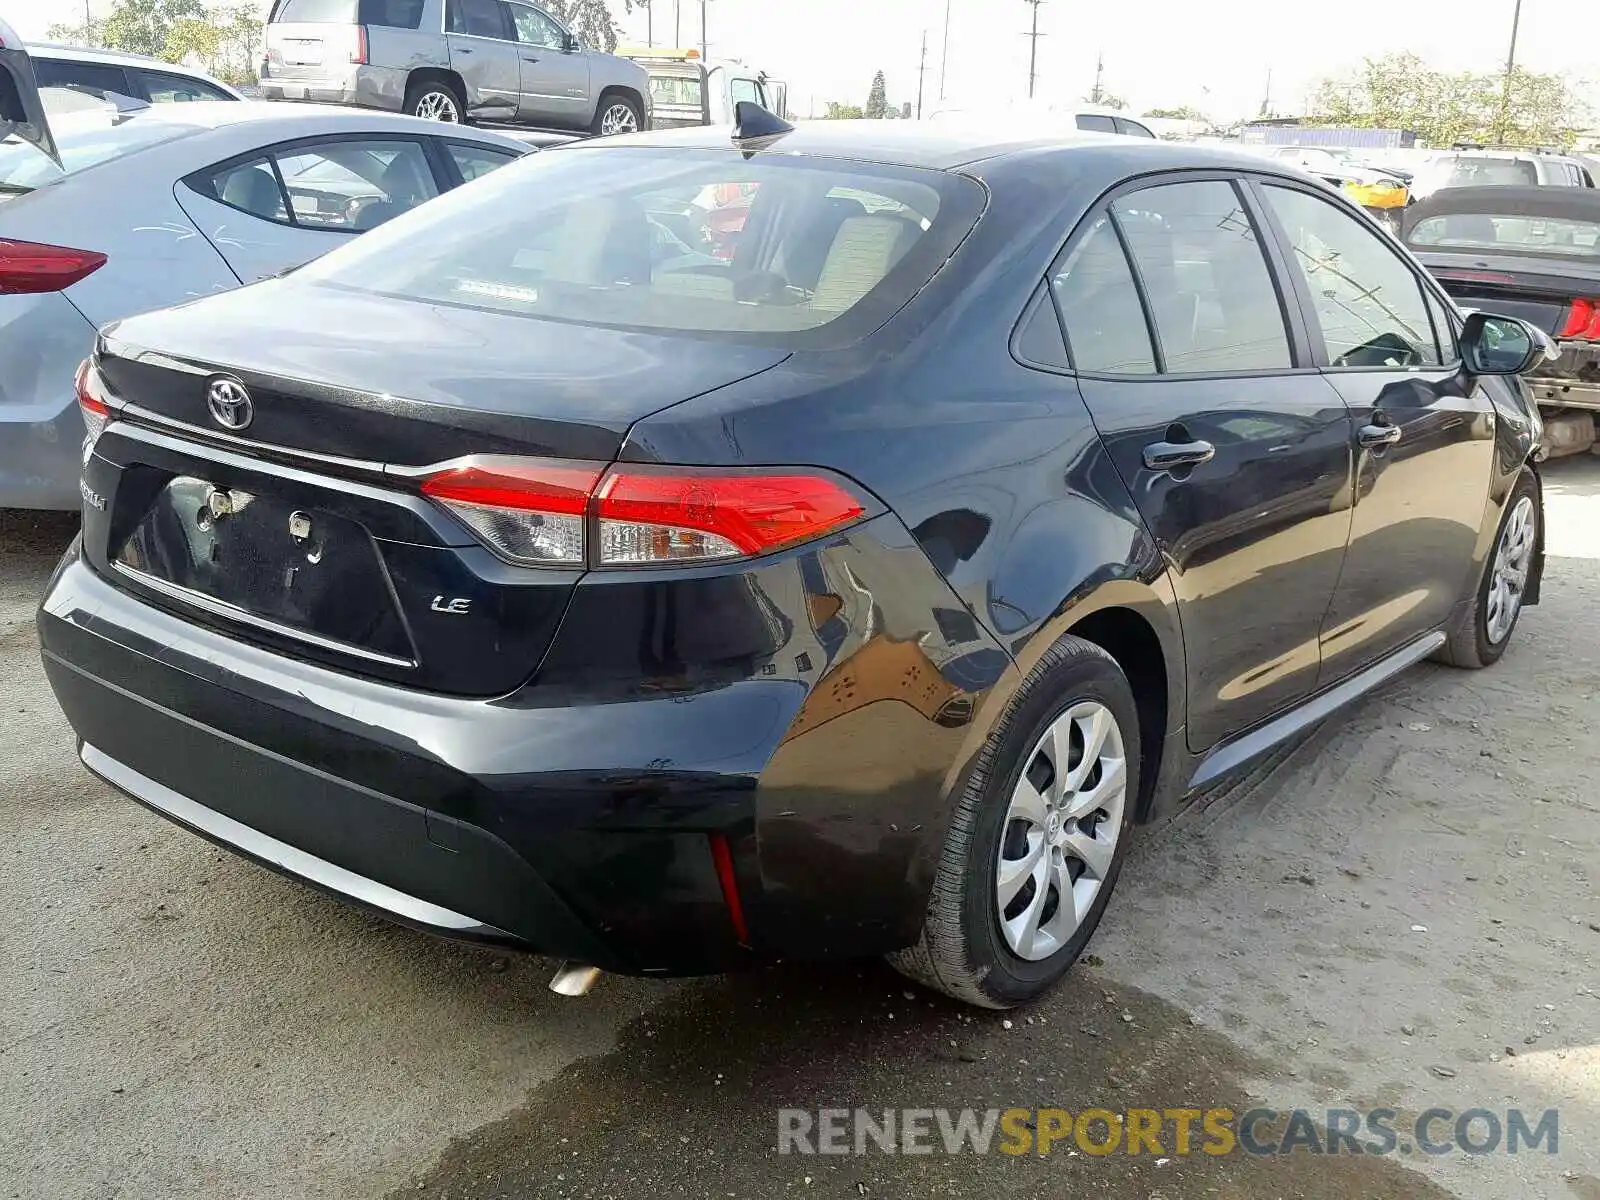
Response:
[1022, 0, 1045, 101]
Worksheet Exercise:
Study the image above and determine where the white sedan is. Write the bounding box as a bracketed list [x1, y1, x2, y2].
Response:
[0, 92, 545, 509]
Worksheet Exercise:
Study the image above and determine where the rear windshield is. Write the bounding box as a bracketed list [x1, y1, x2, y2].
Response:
[1421, 156, 1539, 189]
[1409, 212, 1600, 257]
[295, 147, 984, 344]
[648, 73, 704, 109]
[0, 105, 194, 191]
[271, 0, 358, 21]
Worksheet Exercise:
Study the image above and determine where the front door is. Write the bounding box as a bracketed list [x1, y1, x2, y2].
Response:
[444, 0, 520, 121]
[506, 2, 589, 126]
[1256, 182, 1498, 678]
[1052, 177, 1355, 751]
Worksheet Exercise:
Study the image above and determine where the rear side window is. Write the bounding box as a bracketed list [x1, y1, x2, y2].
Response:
[33, 59, 132, 97]
[1077, 114, 1116, 133]
[200, 139, 439, 231]
[447, 0, 511, 38]
[1114, 117, 1155, 138]
[136, 70, 235, 103]
[1112, 179, 1292, 373]
[360, 0, 426, 27]
[293, 148, 983, 344]
[445, 141, 520, 182]
[1263, 184, 1442, 368]
[1049, 215, 1156, 375]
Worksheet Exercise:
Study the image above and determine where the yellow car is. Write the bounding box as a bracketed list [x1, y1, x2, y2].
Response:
[1344, 176, 1410, 209]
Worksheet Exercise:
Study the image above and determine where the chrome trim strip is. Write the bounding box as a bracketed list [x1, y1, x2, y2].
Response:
[82, 743, 507, 938]
[1188, 630, 1447, 791]
[122, 403, 390, 476]
[112, 562, 417, 669]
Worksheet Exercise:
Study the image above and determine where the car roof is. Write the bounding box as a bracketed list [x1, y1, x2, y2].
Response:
[53, 99, 530, 149]
[29, 42, 217, 76]
[1406, 184, 1600, 223]
[583, 121, 1268, 173]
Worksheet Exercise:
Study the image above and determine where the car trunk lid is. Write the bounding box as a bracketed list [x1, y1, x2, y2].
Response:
[1417, 250, 1600, 336]
[84, 281, 791, 695]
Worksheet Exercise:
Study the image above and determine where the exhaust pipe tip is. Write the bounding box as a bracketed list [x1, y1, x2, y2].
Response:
[549, 961, 602, 997]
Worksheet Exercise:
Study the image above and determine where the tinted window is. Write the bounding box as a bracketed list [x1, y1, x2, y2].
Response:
[1077, 114, 1116, 133]
[1015, 291, 1070, 369]
[136, 70, 234, 103]
[295, 149, 980, 342]
[212, 158, 290, 222]
[1425, 288, 1458, 363]
[729, 78, 762, 106]
[272, 0, 358, 20]
[1112, 179, 1292, 373]
[1422, 155, 1539, 190]
[1049, 215, 1156, 375]
[1408, 211, 1600, 257]
[449, 0, 510, 37]
[648, 72, 703, 109]
[274, 140, 439, 230]
[1114, 117, 1155, 139]
[33, 60, 132, 96]
[446, 141, 520, 182]
[508, 3, 565, 47]
[360, 0, 425, 27]
[1263, 184, 1441, 368]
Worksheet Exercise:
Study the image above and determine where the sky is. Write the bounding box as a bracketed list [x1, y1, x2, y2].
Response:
[11, 0, 1597, 124]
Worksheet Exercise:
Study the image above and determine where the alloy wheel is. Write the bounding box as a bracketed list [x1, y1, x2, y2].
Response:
[996, 700, 1128, 962]
[1486, 495, 1535, 645]
[599, 102, 639, 135]
[415, 91, 460, 122]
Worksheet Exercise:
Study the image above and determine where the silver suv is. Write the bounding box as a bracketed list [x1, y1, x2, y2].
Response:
[261, 0, 650, 136]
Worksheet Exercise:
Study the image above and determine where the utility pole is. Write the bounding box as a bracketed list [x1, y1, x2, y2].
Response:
[645, 0, 653, 48]
[917, 29, 928, 119]
[1495, 0, 1525, 143]
[1090, 51, 1103, 104]
[1022, 0, 1044, 101]
[1260, 67, 1272, 118]
[938, 0, 951, 102]
[699, 0, 709, 63]
[84, 0, 93, 45]
[673, 0, 680, 47]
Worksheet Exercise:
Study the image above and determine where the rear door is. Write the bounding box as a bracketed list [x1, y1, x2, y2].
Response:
[175, 136, 443, 281]
[506, 2, 588, 125]
[1052, 175, 1355, 750]
[444, 0, 520, 120]
[1256, 180, 1496, 679]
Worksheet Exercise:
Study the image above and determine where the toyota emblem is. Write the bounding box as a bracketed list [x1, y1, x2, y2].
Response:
[206, 378, 253, 430]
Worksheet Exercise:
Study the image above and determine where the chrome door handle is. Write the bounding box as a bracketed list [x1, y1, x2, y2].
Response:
[523, 55, 540, 62]
[456, 46, 474, 53]
[1142, 439, 1216, 472]
[1358, 422, 1403, 448]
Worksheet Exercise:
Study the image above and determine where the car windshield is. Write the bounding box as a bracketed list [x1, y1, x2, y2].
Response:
[1409, 211, 1600, 256]
[1418, 156, 1539, 190]
[0, 102, 194, 191]
[295, 147, 981, 342]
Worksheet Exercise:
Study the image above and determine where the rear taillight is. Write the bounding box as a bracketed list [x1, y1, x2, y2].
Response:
[0, 239, 107, 295]
[351, 25, 369, 64]
[1558, 298, 1597, 339]
[420, 458, 868, 568]
[76, 359, 113, 452]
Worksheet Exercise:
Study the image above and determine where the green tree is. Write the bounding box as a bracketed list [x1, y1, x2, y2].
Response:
[1144, 105, 1208, 122]
[97, 0, 206, 58]
[864, 70, 888, 120]
[543, 0, 636, 53]
[823, 101, 865, 120]
[1309, 53, 1587, 148]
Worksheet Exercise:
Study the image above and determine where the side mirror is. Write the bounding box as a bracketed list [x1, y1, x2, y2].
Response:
[563, 32, 580, 52]
[1460, 311, 1556, 377]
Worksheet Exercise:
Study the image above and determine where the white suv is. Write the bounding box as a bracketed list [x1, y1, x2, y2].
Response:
[1411, 148, 1596, 201]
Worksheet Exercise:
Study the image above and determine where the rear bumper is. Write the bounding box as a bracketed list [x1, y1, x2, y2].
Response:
[258, 64, 404, 111]
[39, 518, 1013, 974]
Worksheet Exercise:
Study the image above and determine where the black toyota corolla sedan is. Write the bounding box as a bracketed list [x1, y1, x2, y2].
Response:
[41, 116, 1551, 1008]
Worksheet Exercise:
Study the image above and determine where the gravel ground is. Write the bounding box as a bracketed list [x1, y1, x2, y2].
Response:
[1, 458, 1596, 1200]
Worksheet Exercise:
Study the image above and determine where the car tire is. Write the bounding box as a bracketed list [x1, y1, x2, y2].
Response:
[889, 635, 1141, 1009]
[1435, 470, 1540, 669]
[592, 93, 643, 136]
[405, 79, 465, 124]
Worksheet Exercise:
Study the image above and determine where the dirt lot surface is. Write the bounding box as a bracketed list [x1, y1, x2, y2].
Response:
[2, 459, 1596, 1200]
